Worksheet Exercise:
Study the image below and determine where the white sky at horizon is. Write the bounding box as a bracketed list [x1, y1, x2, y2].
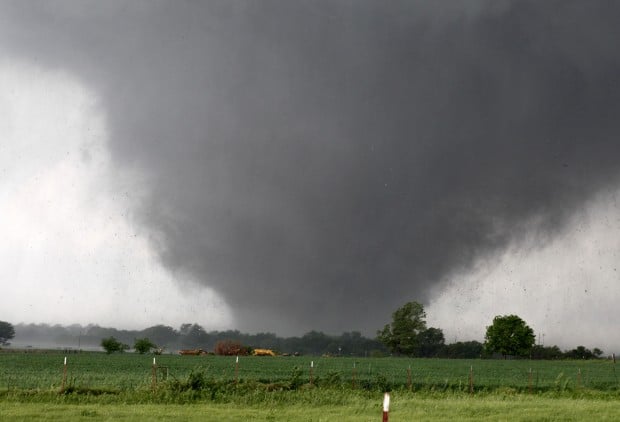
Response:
[427, 188, 620, 353]
[0, 61, 232, 331]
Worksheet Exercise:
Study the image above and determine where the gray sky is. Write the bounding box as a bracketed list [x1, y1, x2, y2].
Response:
[2, 1, 620, 351]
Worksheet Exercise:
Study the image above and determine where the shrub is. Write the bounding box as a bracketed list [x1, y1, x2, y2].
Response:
[101, 336, 129, 354]
[134, 338, 157, 354]
[289, 366, 304, 390]
[214, 340, 251, 356]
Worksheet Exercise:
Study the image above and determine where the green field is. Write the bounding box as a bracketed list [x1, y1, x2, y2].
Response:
[2, 351, 620, 420]
[1, 351, 618, 392]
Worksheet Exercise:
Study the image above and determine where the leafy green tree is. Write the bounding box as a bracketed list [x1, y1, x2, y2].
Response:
[179, 323, 209, 348]
[530, 344, 563, 360]
[0, 321, 15, 346]
[101, 336, 129, 354]
[140, 325, 178, 348]
[484, 315, 535, 358]
[565, 345, 602, 360]
[416, 327, 445, 357]
[377, 301, 427, 356]
[133, 337, 157, 354]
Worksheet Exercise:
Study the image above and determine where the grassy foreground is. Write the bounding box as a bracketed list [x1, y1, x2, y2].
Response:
[2, 352, 620, 420]
[2, 393, 620, 421]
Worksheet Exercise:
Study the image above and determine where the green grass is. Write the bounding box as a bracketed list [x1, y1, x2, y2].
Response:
[2, 394, 620, 421]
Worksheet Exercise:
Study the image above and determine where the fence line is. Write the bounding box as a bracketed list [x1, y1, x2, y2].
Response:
[1, 353, 618, 392]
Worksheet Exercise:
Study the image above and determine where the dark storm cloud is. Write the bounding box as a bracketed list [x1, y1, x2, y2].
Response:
[3, 1, 620, 334]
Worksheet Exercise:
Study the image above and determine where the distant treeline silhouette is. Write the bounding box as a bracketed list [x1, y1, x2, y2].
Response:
[10, 323, 605, 359]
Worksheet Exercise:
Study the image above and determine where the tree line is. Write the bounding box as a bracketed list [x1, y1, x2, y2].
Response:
[376, 302, 606, 360]
[7, 322, 387, 356]
[0, 302, 608, 359]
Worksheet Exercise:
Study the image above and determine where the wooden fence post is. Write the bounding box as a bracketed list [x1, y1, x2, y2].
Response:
[407, 365, 412, 391]
[60, 356, 67, 392]
[151, 357, 157, 390]
[613, 353, 618, 385]
[235, 355, 239, 384]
